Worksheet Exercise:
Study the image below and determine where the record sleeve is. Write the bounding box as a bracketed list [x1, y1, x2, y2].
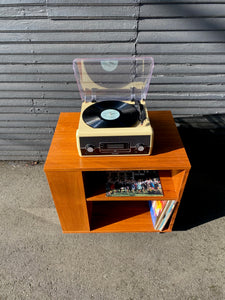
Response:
[105, 170, 163, 197]
[157, 201, 177, 231]
[149, 200, 167, 229]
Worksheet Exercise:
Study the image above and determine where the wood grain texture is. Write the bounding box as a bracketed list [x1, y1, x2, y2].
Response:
[90, 201, 155, 233]
[168, 169, 190, 231]
[45, 170, 90, 232]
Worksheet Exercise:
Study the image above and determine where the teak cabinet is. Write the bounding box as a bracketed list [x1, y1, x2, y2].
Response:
[44, 111, 191, 233]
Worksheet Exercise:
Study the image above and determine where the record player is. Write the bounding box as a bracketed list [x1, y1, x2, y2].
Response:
[73, 56, 154, 156]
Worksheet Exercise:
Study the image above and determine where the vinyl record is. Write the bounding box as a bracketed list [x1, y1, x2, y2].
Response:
[83, 101, 139, 128]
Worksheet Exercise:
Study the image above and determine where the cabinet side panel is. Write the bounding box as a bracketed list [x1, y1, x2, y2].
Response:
[45, 171, 90, 232]
[172, 170, 185, 199]
[172, 170, 190, 200]
[168, 170, 190, 230]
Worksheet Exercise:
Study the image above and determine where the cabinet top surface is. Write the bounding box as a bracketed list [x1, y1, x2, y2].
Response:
[44, 111, 191, 171]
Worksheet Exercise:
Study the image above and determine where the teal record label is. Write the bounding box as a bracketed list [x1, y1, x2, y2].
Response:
[100, 60, 118, 72]
[100, 109, 120, 120]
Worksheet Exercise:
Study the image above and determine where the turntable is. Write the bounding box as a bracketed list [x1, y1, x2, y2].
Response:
[73, 57, 154, 156]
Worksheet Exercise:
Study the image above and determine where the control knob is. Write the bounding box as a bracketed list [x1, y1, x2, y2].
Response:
[136, 143, 145, 152]
[85, 144, 95, 153]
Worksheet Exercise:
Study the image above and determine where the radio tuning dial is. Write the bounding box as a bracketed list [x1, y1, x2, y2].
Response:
[136, 143, 145, 152]
[85, 144, 95, 153]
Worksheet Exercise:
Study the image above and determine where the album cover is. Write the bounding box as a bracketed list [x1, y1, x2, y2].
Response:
[157, 200, 176, 231]
[105, 170, 163, 197]
[149, 200, 177, 231]
[149, 200, 167, 229]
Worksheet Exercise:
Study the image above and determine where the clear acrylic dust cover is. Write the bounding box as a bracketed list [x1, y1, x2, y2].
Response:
[73, 56, 154, 102]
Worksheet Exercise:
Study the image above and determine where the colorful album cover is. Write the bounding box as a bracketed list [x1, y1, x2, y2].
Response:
[105, 170, 163, 197]
[158, 200, 176, 231]
[149, 200, 167, 228]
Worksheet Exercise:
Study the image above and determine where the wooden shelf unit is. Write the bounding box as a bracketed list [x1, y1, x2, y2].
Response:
[44, 111, 191, 233]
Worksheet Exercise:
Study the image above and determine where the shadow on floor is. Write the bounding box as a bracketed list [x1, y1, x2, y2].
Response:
[173, 113, 225, 230]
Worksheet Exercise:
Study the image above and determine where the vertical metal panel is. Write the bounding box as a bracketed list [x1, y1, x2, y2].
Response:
[0, 1, 224, 159]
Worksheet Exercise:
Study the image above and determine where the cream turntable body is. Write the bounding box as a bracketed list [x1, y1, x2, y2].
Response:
[73, 57, 154, 157]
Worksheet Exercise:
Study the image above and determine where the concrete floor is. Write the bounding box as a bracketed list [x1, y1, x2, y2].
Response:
[0, 127, 225, 299]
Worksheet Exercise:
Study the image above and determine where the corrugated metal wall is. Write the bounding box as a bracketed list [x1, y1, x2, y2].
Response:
[0, 0, 225, 160]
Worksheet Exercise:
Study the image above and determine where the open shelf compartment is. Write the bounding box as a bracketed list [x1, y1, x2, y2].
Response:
[88, 201, 171, 233]
[83, 170, 178, 201]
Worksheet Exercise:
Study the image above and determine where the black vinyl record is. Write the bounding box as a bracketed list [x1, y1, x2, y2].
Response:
[83, 101, 139, 128]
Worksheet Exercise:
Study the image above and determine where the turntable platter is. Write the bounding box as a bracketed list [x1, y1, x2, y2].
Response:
[82, 100, 139, 128]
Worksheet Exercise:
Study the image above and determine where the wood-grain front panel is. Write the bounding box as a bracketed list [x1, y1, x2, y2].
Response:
[45, 170, 90, 232]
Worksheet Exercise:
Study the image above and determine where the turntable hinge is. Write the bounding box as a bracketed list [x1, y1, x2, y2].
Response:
[141, 93, 146, 100]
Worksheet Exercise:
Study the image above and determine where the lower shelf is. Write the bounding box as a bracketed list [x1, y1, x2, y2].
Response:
[89, 201, 171, 233]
